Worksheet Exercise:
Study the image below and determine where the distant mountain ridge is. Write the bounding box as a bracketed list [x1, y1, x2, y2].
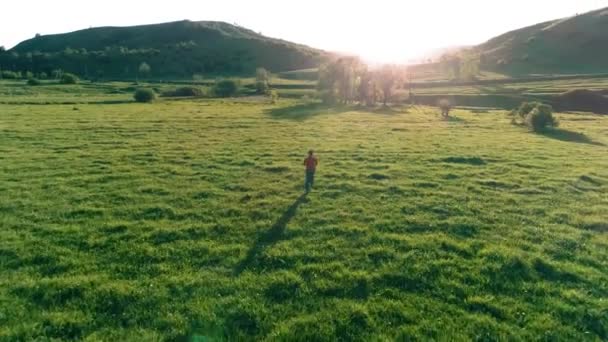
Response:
[3, 20, 329, 78]
[477, 7, 608, 75]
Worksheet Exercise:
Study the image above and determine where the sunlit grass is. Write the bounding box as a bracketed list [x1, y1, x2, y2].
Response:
[0, 87, 607, 340]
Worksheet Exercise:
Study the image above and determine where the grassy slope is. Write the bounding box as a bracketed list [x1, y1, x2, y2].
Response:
[0, 86, 607, 340]
[477, 7, 608, 75]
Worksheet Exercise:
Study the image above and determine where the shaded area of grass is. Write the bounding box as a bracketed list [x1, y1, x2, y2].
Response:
[540, 128, 605, 146]
[441, 156, 486, 166]
[234, 193, 308, 274]
[266, 103, 351, 120]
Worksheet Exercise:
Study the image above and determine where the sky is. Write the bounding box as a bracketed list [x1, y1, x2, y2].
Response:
[2, 0, 607, 63]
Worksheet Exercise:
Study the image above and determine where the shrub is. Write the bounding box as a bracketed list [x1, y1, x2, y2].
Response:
[1, 70, 19, 79]
[27, 78, 41, 86]
[439, 99, 451, 117]
[133, 88, 156, 103]
[512, 102, 558, 131]
[213, 79, 239, 98]
[525, 104, 558, 132]
[256, 80, 269, 94]
[269, 89, 279, 104]
[163, 86, 204, 97]
[60, 73, 79, 84]
[513, 101, 539, 118]
[255, 67, 270, 94]
[39, 72, 48, 79]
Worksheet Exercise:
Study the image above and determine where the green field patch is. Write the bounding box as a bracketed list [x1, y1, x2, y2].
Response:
[1, 91, 607, 340]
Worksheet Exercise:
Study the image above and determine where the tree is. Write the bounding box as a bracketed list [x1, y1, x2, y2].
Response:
[317, 63, 338, 104]
[375, 65, 402, 106]
[357, 70, 376, 106]
[0, 46, 5, 52]
[461, 53, 480, 81]
[255, 67, 270, 94]
[440, 52, 479, 81]
[440, 54, 461, 80]
[318, 57, 363, 104]
[138, 62, 151, 80]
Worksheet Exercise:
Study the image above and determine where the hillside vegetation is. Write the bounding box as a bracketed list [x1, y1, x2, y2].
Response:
[477, 7, 608, 75]
[0, 80, 607, 340]
[1, 21, 328, 78]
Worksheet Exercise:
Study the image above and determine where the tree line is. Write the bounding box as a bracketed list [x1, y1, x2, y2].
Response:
[318, 57, 407, 106]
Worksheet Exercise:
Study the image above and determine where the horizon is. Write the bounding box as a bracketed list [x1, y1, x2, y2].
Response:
[2, 0, 607, 63]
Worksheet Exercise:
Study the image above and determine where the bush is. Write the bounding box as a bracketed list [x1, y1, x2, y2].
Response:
[60, 73, 79, 84]
[269, 89, 279, 104]
[512, 102, 558, 131]
[39, 72, 48, 79]
[213, 79, 239, 98]
[525, 104, 558, 132]
[27, 78, 41, 86]
[1, 70, 18, 79]
[162, 86, 204, 97]
[255, 67, 270, 94]
[512, 101, 539, 118]
[134, 88, 156, 103]
[256, 80, 269, 94]
[439, 99, 451, 117]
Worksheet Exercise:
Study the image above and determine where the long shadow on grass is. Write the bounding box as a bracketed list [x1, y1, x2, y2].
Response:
[266, 103, 350, 121]
[371, 105, 405, 115]
[234, 193, 308, 275]
[539, 129, 604, 146]
[442, 115, 467, 123]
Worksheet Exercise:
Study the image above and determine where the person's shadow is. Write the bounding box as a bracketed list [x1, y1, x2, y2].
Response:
[234, 193, 308, 275]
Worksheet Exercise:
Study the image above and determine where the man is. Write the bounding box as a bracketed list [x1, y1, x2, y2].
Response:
[303, 150, 318, 193]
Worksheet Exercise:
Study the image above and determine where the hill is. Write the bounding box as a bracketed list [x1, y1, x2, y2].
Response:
[477, 7, 608, 75]
[2, 20, 328, 78]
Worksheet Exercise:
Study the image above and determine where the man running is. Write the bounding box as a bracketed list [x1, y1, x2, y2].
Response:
[303, 150, 318, 193]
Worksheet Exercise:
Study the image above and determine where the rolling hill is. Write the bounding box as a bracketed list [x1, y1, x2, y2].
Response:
[477, 7, 608, 75]
[2, 20, 329, 79]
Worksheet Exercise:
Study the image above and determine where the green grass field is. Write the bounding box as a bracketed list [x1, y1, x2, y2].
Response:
[1, 82, 607, 340]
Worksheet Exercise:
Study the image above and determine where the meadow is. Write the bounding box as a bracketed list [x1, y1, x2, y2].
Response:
[0, 81, 607, 340]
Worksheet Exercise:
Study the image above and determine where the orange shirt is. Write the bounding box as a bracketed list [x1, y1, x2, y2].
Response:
[304, 156, 318, 171]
